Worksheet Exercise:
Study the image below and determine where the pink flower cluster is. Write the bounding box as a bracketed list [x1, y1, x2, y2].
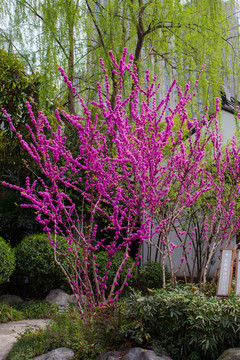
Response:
[2, 48, 237, 315]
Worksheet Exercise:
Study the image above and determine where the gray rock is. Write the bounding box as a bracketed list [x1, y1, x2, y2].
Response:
[97, 348, 173, 360]
[33, 347, 74, 360]
[97, 351, 122, 360]
[45, 289, 71, 306]
[0, 294, 23, 305]
[123, 347, 169, 360]
[217, 348, 240, 360]
[45, 289, 84, 307]
[156, 356, 172, 360]
[68, 294, 77, 304]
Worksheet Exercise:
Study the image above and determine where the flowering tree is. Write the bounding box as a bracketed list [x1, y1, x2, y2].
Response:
[172, 131, 240, 287]
[1, 49, 228, 317]
[158, 113, 240, 287]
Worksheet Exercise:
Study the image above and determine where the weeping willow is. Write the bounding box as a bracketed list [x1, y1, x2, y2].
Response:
[0, 0, 239, 115]
[84, 0, 240, 114]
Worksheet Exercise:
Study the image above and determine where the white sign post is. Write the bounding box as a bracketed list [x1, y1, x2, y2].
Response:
[217, 249, 235, 297]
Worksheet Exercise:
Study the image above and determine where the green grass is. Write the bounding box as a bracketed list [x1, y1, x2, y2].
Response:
[6, 329, 53, 360]
[4, 284, 239, 360]
[13, 300, 58, 319]
[0, 300, 58, 323]
[0, 303, 24, 323]
[6, 303, 129, 360]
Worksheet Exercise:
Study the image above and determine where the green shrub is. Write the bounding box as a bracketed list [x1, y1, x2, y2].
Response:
[14, 233, 71, 297]
[0, 300, 58, 323]
[6, 305, 127, 360]
[122, 287, 240, 360]
[0, 236, 15, 285]
[95, 250, 135, 291]
[6, 329, 51, 360]
[139, 262, 170, 289]
[7, 287, 240, 360]
[13, 300, 58, 319]
[0, 303, 24, 323]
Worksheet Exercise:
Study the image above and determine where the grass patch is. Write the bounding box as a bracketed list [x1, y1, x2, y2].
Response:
[6, 303, 130, 360]
[13, 300, 58, 319]
[0, 303, 24, 323]
[6, 329, 52, 360]
[5, 285, 240, 360]
[0, 300, 58, 323]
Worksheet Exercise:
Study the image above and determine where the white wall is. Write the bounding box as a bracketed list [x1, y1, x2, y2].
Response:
[141, 110, 238, 279]
[221, 110, 237, 144]
[142, 231, 236, 279]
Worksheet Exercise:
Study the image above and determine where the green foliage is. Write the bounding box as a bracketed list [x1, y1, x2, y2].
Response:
[1, 0, 239, 113]
[13, 300, 58, 320]
[0, 189, 42, 246]
[0, 303, 24, 323]
[0, 49, 39, 173]
[6, 329, 52, 360]
[84, 0, 238, 111]
[14, 233, 70, 297]
[0, 236, 15, 285]
[0, 0, 83, 114]
[122, 287, 240, 360]
[138, 262, 170, 290]
[0, 50, 43, 245]
[0, 300, 57, 323]
[7, 288, 240, 360]
[6, 304, 128, 360]
[95, 250, 136, 290]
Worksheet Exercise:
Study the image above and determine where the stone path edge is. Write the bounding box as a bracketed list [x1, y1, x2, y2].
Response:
[0, 319, 50, 360]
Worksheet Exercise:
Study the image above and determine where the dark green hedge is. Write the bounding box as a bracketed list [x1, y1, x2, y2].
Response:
[95, 250, 135, 288]
[138, 261, 170, 289]
[123, 286, 240, 360]
[14, 233, 70, 297]
[0, 236, 15, 285]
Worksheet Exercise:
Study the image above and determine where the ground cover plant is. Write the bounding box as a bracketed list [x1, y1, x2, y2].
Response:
[5, 303, 128, 360]
[122, 287, 240, 360]
[0, 303, 24, 323]
[4, 287, 240, 360]
[2, 48, 240, 320]
[0, 301, 58, 323]
[0, 236, 15, 285]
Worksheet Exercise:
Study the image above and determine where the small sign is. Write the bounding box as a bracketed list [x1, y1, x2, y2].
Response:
[217, 249, 235, 296]
[235, 251, 240, 295]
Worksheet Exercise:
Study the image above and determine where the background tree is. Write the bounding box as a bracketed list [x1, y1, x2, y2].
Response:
[0, 0, 239, 113]
[0, 49, 43, 244]
[0, 49, 39, 177]
[81, 0, 240, 111]
[0, 0, 83, 114]
[170, 132, 240, 287]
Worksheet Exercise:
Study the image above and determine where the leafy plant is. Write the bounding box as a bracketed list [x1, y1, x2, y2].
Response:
[0, 301, 58, 323]
[122, 287, 240, 360]
[6, 329, 52, 360]
[6, 287, 240, 360]
[138, 262, 170, 290]
[13, 300, 58, 319]
[6, 305, 128, 360]
[0, 303, 24, 323]
[0, 236, 15, 285]
[14, 233, 70, 297]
